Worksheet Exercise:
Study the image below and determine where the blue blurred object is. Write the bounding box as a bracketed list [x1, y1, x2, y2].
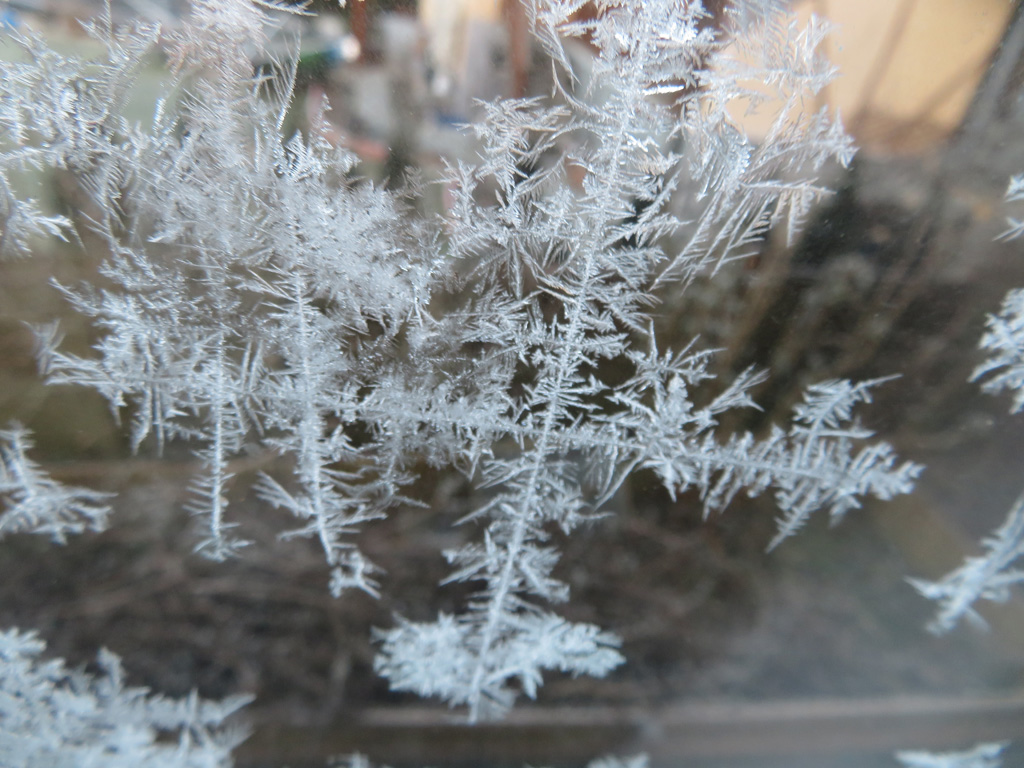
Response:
[1, 7, 20, 30]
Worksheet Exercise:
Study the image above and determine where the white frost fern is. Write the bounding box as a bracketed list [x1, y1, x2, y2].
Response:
[374, 0, 916, 721]
[971, 287, 1024, 414]
[0, 424, 112, 543]
[1, 0, 919, 726]
[911, 177, 1024, 633]
[910, 493, 1024, 634]
[0, 628, 250, 768]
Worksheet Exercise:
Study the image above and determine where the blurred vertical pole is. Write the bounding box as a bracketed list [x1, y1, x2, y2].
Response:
[352, 0, 369, 63]
[504, 0, 529, 98]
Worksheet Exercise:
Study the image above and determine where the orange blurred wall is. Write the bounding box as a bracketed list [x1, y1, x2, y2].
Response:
[799, 0, 1012, 151]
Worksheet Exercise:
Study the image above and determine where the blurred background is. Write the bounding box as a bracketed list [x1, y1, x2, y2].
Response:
[2, 1, 1024, 766]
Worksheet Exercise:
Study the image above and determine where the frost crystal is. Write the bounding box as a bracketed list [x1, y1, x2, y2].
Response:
[971, 288, 1024, 413]
[912, 176, 1024, 633]
[0, 628, 250, 768]
[910, 494, 1024, 634]
[375, 0, 913, 721]
[0, 424, 112, 543]
[896, 742, 1007, 768]
[0, 0, 917, 721]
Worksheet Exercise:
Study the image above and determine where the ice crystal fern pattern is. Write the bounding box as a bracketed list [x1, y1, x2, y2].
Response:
[0, 628, 249, 768]
[0, 424, 112, 542]
[911, 176, 1024, 633]
[0, 0, 918, 724]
